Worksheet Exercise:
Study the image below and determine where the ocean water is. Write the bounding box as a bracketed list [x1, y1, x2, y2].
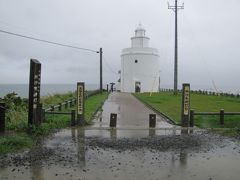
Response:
[0, 84, 100, 98]
[1, 84, 239, 98]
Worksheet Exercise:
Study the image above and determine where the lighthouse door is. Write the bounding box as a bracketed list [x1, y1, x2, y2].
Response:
[135, 81, 141, 93]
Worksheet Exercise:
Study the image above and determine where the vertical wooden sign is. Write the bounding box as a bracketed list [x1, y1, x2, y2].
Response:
[181, 83, 190, 127]
[28, 59, 41, 126]
[0, 103, 6, 133]
[77, 82, 85, 125]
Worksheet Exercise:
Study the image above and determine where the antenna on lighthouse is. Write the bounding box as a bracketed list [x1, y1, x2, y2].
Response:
[168, 0, 184, 95]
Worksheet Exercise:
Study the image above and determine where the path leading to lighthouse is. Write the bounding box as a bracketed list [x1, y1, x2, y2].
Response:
[87, 92, 178, 138]
[93, 92, 174, 128]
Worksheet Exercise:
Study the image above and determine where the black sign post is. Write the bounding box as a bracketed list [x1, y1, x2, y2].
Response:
[77, 82, 85, 126]
[28, 59, 41, 126]
[0, 103, 6, 133]
[181, 83, 190, 127]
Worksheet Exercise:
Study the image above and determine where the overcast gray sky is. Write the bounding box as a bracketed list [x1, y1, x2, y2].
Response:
[0, 0, 240, 92]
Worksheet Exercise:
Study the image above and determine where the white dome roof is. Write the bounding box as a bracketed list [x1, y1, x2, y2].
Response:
[135, 23, 146, 33]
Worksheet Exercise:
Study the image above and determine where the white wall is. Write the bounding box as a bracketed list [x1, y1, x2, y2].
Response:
[131, 37, 149, 48]
[121, 50, 160, 93]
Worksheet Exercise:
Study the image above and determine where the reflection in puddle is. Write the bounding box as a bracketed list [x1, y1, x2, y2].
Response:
[0, 128, 240, 180]
[77, 128, 85, 167]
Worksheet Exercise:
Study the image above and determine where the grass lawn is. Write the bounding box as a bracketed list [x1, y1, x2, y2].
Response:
[0, 133, 33, 154]
[135, 92, 240, 129]
[85, 92, 108, 123]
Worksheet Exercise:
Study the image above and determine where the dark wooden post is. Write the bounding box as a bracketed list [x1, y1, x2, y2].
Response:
[36, 103, 43, 125]
[220, 109, 224, 125]
[51, 105, 54, 112]
[149, 114, 156, 128]
[100, 48, 103, 94]
[71, 110, 76, 126]
[110, 113, 117, 127]
[77, 82, 85, 126]
[0, 103, 6, 133]
[58, 103, 62, 111]
[65, 101, 68, 109]
[190, 110, 194, 127]
[181, 83, 190, 127]
[42, 108, 46, 123]
[28, 59, 41, 126]
[107, 84, 109, 92]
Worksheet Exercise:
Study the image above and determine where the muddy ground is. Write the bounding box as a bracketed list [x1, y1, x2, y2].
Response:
[0, 128, 240, 180]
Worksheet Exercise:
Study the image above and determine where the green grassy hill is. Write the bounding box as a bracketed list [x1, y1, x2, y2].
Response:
[135, 92, 240, 129]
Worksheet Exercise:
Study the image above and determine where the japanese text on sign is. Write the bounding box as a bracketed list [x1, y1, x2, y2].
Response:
[33, 70, 41, 109]
[77, 84, 84, 115]
[183, 86, 190, 115]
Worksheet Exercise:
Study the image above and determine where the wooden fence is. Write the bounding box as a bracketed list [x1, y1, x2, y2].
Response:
[190, 109, 240, 126]
[43, 90, 101, 125]
[160, 88, 240, 98]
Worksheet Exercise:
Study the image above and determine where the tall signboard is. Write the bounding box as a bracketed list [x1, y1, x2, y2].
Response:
[0, 103, 5, 133]
[181, 83, 190, 127]
[28, 59, 41, 126]
[77, 82, 85, 125]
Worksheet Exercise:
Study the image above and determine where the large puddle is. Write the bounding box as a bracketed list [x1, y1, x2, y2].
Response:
[1, 128, 240, 180]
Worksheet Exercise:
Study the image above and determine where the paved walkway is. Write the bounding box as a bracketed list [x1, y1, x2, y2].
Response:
[93, 92, 174, 128]
[89, 92, 177, 138]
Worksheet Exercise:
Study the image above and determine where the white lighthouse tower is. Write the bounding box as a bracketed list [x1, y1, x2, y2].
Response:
[120, 24, 160, 93]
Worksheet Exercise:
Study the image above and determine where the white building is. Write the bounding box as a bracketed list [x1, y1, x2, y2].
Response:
[120, 24, 160, 93]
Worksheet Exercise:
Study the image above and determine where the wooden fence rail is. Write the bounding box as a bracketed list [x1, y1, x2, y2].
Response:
[44, 90, 100, 112]
[160, 88, 240, 98]
[42, 90, 100, 125]
[0, 90, 101, 131]
[190, 109, 240, 126]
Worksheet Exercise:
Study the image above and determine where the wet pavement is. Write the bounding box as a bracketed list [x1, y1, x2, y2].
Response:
[90, 92, 178, 138]
[1, 92, 240, 180]
[93, 92, 174, 129]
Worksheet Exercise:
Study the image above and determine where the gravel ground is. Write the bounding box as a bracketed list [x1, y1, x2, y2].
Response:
[0, 129, 240, 180]
[84, 131, 229, 152]
[0, 130, 237, 167]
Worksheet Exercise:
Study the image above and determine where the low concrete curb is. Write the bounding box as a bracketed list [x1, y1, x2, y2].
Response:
[132, 94, 176, 125]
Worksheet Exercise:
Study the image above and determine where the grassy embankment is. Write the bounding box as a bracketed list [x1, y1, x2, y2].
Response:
[135, 92, 240, 135]
[0, 92, 108, 155]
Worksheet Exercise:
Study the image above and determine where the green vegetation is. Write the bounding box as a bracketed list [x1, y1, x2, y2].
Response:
[85, 92, 108, 124]
[0, 91, 108, 155]
[0, 133, 33, 154]
[2, 93, 28, 132]
[135, 92, 240, 132]
[1, 92, 75, 132]
[41, 92, 74, 107]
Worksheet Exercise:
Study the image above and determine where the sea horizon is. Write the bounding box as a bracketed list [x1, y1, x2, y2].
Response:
[0, 84, 100, 98]
[1, 83, 239, 98]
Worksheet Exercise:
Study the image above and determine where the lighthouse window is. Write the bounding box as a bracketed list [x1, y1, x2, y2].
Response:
[135, 59, 138, 63]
